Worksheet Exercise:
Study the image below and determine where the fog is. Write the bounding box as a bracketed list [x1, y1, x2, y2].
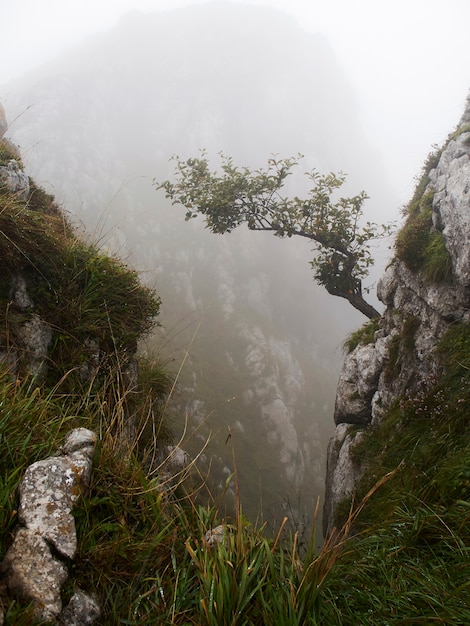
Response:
[2, 0, 470, 200]
[1, 0, 469, 530]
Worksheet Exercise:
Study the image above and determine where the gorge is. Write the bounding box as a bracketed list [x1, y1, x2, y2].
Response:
[1, 3, 469, 623]
[2, 3, 395, 528]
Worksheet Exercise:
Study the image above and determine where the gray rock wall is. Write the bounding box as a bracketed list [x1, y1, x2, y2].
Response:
[323, 93, 470, 535]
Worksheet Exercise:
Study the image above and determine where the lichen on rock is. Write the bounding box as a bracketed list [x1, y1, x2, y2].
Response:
[1, 428, 98, 622]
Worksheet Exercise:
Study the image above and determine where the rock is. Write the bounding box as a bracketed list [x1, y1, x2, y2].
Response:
[430, 132, 470, 289]
[18, 313, 52, 380]
[18, 428, 96, 559]
[334, 343, 381, 426]
[0, 159, 29, 201]
[324, 94, 470, 535]
[1, 528, 68, 622]
[1, 428, 98, 621]
[60, 427, 97, 457]
[323, 423, 364, 536]
[11, 275, 35, 311]
[151, 444, 189, 490]
[78, 338, 102, 381]
[58, 590, 101, 626]
[204, 524, 226, 547]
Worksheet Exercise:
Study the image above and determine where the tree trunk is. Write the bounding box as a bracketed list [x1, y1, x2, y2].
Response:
[325, 286, 381, 319]
[346, 292, 381, 319]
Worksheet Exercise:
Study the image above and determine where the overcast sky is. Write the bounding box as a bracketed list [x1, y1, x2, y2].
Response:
[1, 0, 470, 202]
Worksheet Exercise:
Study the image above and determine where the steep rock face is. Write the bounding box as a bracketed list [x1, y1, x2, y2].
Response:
[324, 94, 470, 535]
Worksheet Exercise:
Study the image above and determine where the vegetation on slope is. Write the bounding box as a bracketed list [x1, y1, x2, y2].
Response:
[323, 321, 470, 624]
[1, 143, 469, 623]
[0, 182, 160, 388]
[4, 338, 468, 625]
[394, 146, 453, 283]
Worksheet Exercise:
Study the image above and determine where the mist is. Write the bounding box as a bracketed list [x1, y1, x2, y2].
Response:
[1, 1, 469, 529]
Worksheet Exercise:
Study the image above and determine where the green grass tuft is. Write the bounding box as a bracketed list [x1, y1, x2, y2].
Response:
[0, 184, 160, 387]
[423, 231, 453, 283]
[343, 317, 380, 354]
[395, 197, 433, 271]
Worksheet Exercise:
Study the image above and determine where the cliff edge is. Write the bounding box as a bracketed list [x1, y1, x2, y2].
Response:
[324, 93, 470, 535]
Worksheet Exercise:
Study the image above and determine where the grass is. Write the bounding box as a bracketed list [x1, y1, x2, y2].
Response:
[394, 143, 454, 284]
[3, 371, 469, 624]
[2, 337, 468, 624]
[0, 139, 20, 166]
[321, 320, 470, 623]
[0, 176, 160, 388]
[423, 231, 453, 283]
[394, 196, 433, 272]
[343, 317, 380, 353]
[1, 151, 470, 623]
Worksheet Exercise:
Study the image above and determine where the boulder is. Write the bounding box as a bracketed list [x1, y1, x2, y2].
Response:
[1, 428, 98, 622]
[0, 159, 29, 201]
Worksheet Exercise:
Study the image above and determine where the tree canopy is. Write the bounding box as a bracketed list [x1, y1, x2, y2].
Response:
[156, 153, 391, 319]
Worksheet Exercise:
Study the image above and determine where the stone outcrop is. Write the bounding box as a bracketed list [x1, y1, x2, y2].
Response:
[323, 93, 470, 535]
[0, 428, 100, 624]
[0, 159, 29, 201]
[0, 274, 54, 381]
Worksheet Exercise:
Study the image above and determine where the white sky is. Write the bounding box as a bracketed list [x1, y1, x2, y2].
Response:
[1, 0, 470, 202]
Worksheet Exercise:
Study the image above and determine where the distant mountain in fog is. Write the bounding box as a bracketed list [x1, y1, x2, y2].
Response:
[3, 2, 396, 526]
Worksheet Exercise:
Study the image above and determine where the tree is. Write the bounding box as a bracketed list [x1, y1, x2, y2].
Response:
[156, 153, 391, 319]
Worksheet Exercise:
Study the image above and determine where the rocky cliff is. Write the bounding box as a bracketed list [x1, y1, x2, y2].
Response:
[324, 93, 470, 534]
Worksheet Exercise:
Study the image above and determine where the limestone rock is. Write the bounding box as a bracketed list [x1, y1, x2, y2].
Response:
[1, 428, 98, 621]
[430, 128, 470, 289]
[0, 159, 29, 201]
[58, 590, 101, 626]
[18, 313, 52, 379]
[324, 94, 470, 535]
[323, 423, 364, 535]
[11, 274, 35, 311]
[334, 343, 381, 426]
[204, 524, 226, 547]
[18, 428, 96, 559]
[151, 444, 189, 491]
[60, 427, 97, 457]
[1, 528, 68, 622]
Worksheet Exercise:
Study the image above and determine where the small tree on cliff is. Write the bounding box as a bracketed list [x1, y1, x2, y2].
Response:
[156, 153, 391, 319]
